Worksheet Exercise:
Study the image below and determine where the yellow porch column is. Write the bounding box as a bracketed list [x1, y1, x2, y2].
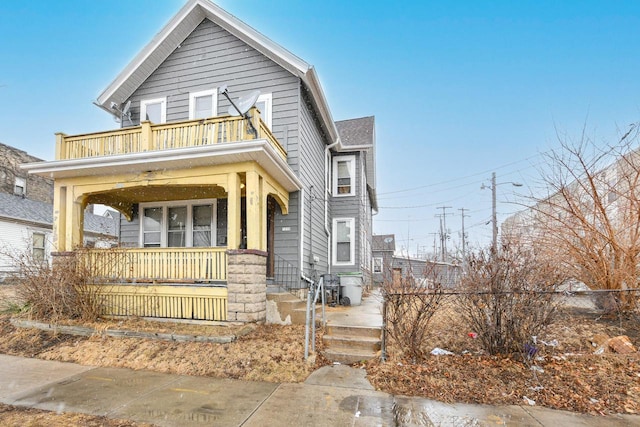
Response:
[66, 189, 84, 251]
[246, 170, 264, 250]
[227, 172, 241, 249]
[54, 184, 83, 251]
[52, 185, 67, 252]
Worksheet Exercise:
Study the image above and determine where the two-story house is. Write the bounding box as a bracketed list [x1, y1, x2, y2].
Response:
[23, 0, 377, 323]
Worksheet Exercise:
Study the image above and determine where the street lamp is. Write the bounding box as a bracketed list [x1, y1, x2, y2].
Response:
[482, 172, 522, 253]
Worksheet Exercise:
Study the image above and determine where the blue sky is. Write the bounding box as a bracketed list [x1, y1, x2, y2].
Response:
[1, 1, 639, 255]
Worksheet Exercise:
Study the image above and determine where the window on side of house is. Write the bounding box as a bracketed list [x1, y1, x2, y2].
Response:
[255, 93, 272, 129]
[189, 89, 217, 120]
[333, 218, 355, 265]
[140, 200, 217, 248]
[14, 177, 26, 196]
[32, 232, 45, 261]
[373, 257, 383, 273]
[140, 98, 166, 123]
[333, 156, 355, 196]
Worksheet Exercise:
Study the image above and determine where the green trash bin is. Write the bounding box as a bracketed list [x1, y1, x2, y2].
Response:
[338, 273, 363, 306]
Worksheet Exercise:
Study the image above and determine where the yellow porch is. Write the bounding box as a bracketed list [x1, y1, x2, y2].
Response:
[25, 111, 301, 322]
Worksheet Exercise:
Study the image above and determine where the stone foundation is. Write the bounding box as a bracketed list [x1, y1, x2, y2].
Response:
[226, 249, 267, 322]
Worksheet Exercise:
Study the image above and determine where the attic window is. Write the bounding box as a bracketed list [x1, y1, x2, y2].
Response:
[189, 89, 218, 120]
[140, 98, 166, 123]
[14, 177, 26, 196]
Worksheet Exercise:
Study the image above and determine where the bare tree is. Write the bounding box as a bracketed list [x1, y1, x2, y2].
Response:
[517, 125, 640, 311]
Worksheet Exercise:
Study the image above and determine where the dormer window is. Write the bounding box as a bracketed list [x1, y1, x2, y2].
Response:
[14, 177, 26, 196]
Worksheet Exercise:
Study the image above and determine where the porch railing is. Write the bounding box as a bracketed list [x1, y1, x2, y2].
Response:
[56, 108, 286, 161]
[78, 247, 228, 283]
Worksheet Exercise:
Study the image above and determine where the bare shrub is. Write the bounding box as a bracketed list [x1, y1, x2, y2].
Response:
[382, 262, 445, 361]
[457, 244, 565, 356]
[7, 250, 103, 322]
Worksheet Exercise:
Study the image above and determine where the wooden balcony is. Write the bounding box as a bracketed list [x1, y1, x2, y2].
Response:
[78, 247, 228, 283]
[55, 108, 286, 161]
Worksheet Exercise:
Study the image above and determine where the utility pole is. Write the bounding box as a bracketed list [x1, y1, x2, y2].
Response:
[491, 172, 498, 254]
[458, 207, 469, 265]
[436, 206, 452, 262]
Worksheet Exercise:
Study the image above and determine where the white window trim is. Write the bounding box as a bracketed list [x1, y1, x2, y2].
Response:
[139, 199, 218, 248]
[140, 97, 167, 123]
[332, 217, 355, 266]
[373, 257, 383, 273]
[332, 155, 356, 197]
[189, 88, 218, 120]
[256, 93, 272, 128]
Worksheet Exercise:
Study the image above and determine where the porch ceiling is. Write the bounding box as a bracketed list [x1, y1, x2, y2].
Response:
[22, 140, 302, 193]
[87, 185, 228, 205]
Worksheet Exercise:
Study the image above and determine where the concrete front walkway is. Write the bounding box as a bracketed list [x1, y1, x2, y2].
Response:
[1, 354, 638, 426]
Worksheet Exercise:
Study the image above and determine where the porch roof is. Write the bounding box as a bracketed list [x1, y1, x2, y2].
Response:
[21, 139, 302, 193]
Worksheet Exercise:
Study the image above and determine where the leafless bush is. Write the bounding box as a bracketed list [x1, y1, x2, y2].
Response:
[382, 262, 445, 361]
[8, 251, 102, 322]
[457, 244, 566, 356]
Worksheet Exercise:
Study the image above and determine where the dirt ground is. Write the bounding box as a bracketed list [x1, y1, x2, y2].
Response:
[0, 403, 153, 427]
[1, 284, 639, 421]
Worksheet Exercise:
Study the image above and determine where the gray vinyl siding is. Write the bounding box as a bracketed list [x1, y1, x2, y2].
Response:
[330, 151, 364, 274]
[119, 211, 140, 247]
[294, 88, 330, 277]
[125, 18, 300, 155]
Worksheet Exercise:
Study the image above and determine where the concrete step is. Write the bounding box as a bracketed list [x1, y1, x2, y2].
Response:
[325, 325, 382, 339]
[322, 348, 379, 365]
[322, 335, 381, 353]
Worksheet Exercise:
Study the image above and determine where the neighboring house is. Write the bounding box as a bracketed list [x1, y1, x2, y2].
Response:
[391, 255, 461, 289]
[0, 192, 118, 278]
[0, 142, 53, 204]
[372, 234, 395, 285]
[23, 0, 377, 323]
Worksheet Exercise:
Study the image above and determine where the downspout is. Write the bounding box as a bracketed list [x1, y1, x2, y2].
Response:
[324, 139, 340, 273]
[299, 187, 305, 276]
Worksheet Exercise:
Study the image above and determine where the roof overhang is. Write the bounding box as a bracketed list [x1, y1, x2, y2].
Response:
[21, 140, 303, 193]
[96, 0, 339, 145]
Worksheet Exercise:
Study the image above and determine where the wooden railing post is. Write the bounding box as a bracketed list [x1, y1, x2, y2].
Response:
[140, 121, 152, 151]
[249, 106, 261, 139]
[55, 132, 67, 160]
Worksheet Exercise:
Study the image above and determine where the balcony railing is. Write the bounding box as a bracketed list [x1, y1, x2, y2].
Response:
[78, 247, 228, 283]
[56, 107, 286, 161]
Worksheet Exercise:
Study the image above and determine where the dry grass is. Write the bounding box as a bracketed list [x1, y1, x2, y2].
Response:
[0, 402, 153, 427]
[367, 301, 640, 415]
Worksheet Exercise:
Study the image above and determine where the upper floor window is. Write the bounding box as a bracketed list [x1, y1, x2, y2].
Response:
[333, 155, 355, 196]
[255, 93, 272, 128]
[14, 177, 26, 196]
[373, 257, 383, 273]
[189, 89, 218, 120]
[140, 97, 166, 123]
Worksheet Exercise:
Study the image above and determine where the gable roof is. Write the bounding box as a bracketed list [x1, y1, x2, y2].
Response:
[0, 193, 118, 237]
[96, 0, 339, 145]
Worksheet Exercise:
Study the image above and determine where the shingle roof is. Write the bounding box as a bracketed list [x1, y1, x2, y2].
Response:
[372, 234, 395, 252]
[0, 193, 117, 236]
[335, 116, 375, 147]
